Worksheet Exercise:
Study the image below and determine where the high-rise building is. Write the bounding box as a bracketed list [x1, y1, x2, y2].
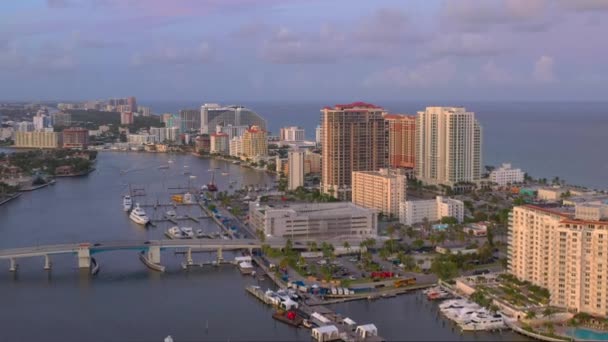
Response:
[315, 125, 322, 146]
[210, 132, 229, 154]
[138, 106, 151, 117]
[320, 102, 387, 201]
[288, 150, 305, 190]
[51, 112, 71, 127]
[415, 107, 482, 186]
[304, 150, 321, 174]
[352, 168, 407, 217]
[161, 113, 174, 126]
[194, 135, 211, 153]
[120, 111, 134, 125]
[399, 196, 464, 226]
[216, 124, 249, 140]
[150, 127, 179, 143]
[280, 126, 305, 142]
[62, 127, 89, 149]
[128, 133, 157, 145]
[229, 136, 243, 158]
[33, 112, 51, 131]
[241, 125, 268, 159]
[179, 109, 201, 133]
[509, 203, 608, 316]
[14, 131, 62, 148]
[200, 104, 266, 134]
[128, 96, 137, 113]
[16, 121, 34, 132]
[384, 114, 416, 169]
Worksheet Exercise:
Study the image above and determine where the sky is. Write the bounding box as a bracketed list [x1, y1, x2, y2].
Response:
[1, 0, 608, 102]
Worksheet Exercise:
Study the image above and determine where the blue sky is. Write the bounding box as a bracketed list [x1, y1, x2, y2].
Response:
[1, 0, 608, 102]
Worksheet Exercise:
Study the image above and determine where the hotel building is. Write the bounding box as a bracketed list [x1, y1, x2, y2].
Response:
[489, 163, 525, 186]
[320, 102, 387, 201]
[210, 132, 229, 155]
[241, 125, 268, 159]
[288, 149, 305, 190]
[384, 114, 416, 169]
[280, 126, 305, 142]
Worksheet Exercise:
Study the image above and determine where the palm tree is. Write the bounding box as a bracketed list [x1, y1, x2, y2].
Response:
[343, 241, 351, 254]
[543, 307, 555, 319]
[387, 225, 396, 240]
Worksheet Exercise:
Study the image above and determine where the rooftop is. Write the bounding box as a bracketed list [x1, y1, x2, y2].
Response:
[323, 102, 383, 110]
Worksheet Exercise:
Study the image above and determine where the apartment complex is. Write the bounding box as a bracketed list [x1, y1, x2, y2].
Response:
[14, 131, 62, 148]
[399, 196, 464, 226]
[51, 112, 71, 127]
[200, 104, 266, 134]
[210, 132, 229, 154]
[288, 150, 305, 190]
[304, 150, 321, 174]
[415, 107, 482, 186]
[315, 125, 322, 145]
[320, 102, 387, 201]
[120, 111, 134, 125]
[490, 163, 525, 186]
[62, 127, 89, 149]
[249, 201, 378, 240]
[280, 126, 305, 142]
[384, 114, 416, 169]
[241, 125, 268, 159]
[229, 137, 243, 158]
[352, 168, 407, 217]
[150, 127, 179, 143]
[509, 204, 608, 316]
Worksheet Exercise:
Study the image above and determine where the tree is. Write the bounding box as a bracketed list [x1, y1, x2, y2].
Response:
[284, 239, 294, 255]
[387, 224, 397, 239]
[440, 216, 458, 225]
[430, 257, 459, 280]
[543, 307, 555, 319]
[256, 229, 266, 243]
[343, 241, 351, 253]
[399, 253, 416, 271]
[525, 311, 537, 320]
[405, 226, 415, 239]
[279, 257, 289, 270]
[412, 239, 424, 250]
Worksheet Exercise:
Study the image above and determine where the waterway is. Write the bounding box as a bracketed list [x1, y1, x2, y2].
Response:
[0, 152, 529, 341]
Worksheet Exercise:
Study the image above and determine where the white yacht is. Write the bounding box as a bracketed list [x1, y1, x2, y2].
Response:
[129, 204, 150, 225]
[183, 193, 193, 204]
[166, 226, 186, 239]
[180, 227, 194, 238]
[201, 184, 208, 191]
[165, 210, 177, 219]
[123, 195, 133, 212]
[460, 312, 505, 331]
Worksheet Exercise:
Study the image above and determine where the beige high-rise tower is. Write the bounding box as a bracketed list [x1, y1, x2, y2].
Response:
[415, 106, 482, 186]
[320, 102, 387, 201]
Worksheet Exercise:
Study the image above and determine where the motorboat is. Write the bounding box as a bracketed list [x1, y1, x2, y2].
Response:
[201, 184, 208, 191]
[460, 313, 505, 331]
[165, 210, 177, 219]
[158, 164, 170, 170]
[238, 261, 254, 274]
[123, 195, 133, 212]
[180, 227, 194, 238]
[196, 229, 207, 238]
[129, 204, 150, 225]
[166, 226, 186, 239]
[183, 193, 194, 204]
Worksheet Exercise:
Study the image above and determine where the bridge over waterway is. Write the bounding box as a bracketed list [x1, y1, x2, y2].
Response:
[0, 239, 282, 272]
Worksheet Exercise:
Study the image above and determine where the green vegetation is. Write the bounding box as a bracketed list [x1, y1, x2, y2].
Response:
[430, 255, 459, 280]
[285, 186, 337, 202]
[66, 110, 164, 132]
[4, 149, 96, 176]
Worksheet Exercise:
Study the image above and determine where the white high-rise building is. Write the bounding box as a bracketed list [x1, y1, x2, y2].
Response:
[280, 126, 305, 142]
[150, 127, 179, 143]
[489, 163, 525, 186]
[229, 136, 243, 158]
[16, 121, 34, 132]
[288, 149, 305, 190]
[315, 125, 322, 145]
[200, 103, 266, 134]
[415, 106, 482, 186]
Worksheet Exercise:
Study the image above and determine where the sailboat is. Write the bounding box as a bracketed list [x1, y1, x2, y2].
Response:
[207, 169, 218, 192]
[183, 165, 191, 175]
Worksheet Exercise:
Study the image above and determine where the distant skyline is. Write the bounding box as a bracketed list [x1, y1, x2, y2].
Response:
[1, 0, 608, 102]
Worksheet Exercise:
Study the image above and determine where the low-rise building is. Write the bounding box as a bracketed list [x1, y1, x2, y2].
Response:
[128, 133, 157, 145]
[249, 201, 377, 240]
[537, 187, 568, 201]
[489, 163, 525, 186]
[399, 196, 464, 226]
[352, 168, 407, 217]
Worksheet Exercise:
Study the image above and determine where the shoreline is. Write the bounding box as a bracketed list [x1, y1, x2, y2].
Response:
[0, 192, 22, 206]
[55, 167, 96, 178]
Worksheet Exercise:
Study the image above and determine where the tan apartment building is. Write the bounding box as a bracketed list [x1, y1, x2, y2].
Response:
[509, 204, 608, 316]
[415, 107, 482, 186]
[352, 168, 407, 217]
[241, 125, 268, 159]
[384, 114, 416, 169]
[14, 131, 62, 149]
[320, 102, 387, 201]
[304, 150, 321, 174]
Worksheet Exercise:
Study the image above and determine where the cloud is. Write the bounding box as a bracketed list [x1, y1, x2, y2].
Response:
[231, 22, 270, 40]
[558, 0, 608, 12]
[47, 0, 71, 8]
[363, 60, 456, 88]
[533, 55, 556, 83]
[429, 33, 506, 57]
[131, 42, 214, 66]
[478, 61, 517, 84]
[259, 26, 342, 64]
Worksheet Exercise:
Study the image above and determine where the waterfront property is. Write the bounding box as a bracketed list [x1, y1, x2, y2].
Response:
[490, 163, 525, 186]
[248, 201, 378, 240]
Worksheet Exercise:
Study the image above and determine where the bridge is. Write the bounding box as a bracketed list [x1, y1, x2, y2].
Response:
[0, 239, 282, 273]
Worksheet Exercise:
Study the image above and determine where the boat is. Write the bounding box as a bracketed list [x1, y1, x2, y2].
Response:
[196, 229, 207, 238]
[201, 184, 208, 191]
[460, 312, 505, 331]
[129, 204, 149, 225]
[158, 164, 169, 170]
[272, 310, 303, 327]
[239, 261, 254, 274]
[166, 226, 186, 239]
[183, 165, 191, 175]
[183, 193, 194, 204]
[207, 168, 218, 192]
[180, 227, 194, 239]
[123, 195, 133, 212]
[165, 210, 177, 219]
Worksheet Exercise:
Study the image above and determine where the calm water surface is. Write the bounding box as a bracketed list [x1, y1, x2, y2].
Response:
[0, 153, 529, 341]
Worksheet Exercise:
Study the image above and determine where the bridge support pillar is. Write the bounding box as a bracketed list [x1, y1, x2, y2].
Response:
[44, 255, 52, 270]
[186, 248, 193, 266]
[217, 247, 223, 263]
[9, 258, 17, 272]
[77, 247, 91, 269]
[147, 246, 161, 264]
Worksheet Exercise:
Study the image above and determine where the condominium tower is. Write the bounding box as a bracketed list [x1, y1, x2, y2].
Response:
[320, 102, 387, 201]
[352, 168, 407, 217]
[241, 125, 268, 159]
[415, 107, 482, 186]
[288, 149, 305, 190]
[384, 114, 416, 169]
[509, 203, 608, 316]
